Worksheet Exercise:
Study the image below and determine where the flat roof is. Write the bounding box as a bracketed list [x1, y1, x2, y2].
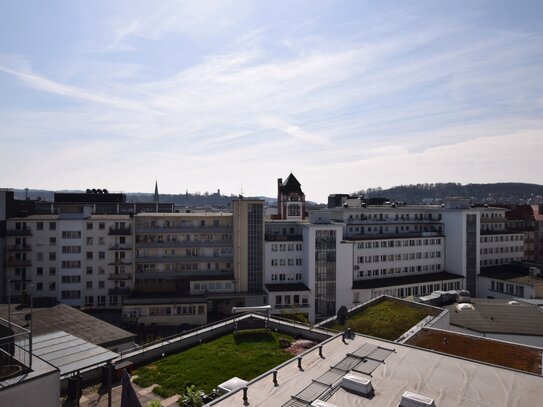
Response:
[265, 283, 311, 292]
[447, 298, 543, 336]
[29, 331, 118, 377]
[0, 303, 135, 348]
[213, 333, 543, 407]
[479, 266, 543, 287]
[352, 271, 463, 290]
[407, 327, 542, 374]
[135, 212, 232, 217]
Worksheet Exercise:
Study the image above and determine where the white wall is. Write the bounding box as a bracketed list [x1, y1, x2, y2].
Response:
[0, 371, 60, 407]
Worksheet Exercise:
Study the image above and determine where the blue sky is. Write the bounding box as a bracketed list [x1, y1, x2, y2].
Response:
[1, 1, 542, 202]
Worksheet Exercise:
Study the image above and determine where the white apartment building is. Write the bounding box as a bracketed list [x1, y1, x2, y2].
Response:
[262, 195, 528, 323]
[5, 209, 133, 308]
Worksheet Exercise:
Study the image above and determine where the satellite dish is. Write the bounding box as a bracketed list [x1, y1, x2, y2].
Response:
[337, 306, 348, 325]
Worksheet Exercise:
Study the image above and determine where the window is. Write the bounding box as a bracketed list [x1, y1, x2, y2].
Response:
[87, 237, 93, 245]
[87, 222, 93, 230]
[36, 252, 43, 261]
[86, 281, 92, 289]
[99, 251, 105, 260]
[99, 281, 105, 289]
[49, 237, 56, 246]
[37, 267, 43, 276]
[49, 252, 56, 261]
[36, 282, 43, 291]
[37, 222, 44, 231]
[61, 290, 81, 299]
[61, 275, 81, 283]
[275, 295, 282, 305]
[49, 282, 56, 291]
[49, 267, 56, 275]
[99, 222, 105, 230]
[49, 222, 56, 231]
[86, 252, 93, 260]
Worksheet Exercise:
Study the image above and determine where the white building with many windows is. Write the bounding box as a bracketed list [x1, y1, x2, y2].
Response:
[5, 209, 133, 308]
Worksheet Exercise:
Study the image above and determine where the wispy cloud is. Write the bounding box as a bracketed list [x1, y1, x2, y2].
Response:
[1, 1, 542, 200]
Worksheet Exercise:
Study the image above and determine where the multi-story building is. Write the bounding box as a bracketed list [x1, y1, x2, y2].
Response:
[5, 209, 134, 308]
[122, 198, 265, 326]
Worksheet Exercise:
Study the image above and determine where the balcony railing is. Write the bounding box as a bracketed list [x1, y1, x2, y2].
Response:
[108, 245, 133, 251]
[108, 287, 131, 295]
[6, 229, 32, 236]
[265, 234, 303, 242]
[5, 259, 31, 267]
[7, 245, 32, 252]
[108, 260, 131, 266]
[136, 225, 232, 234]
[109, 226, 132, 235]
[108, 273, 132, 280]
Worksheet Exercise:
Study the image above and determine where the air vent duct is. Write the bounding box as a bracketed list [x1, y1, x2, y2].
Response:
[399, 391, 435, 407]
[341, 373, 373, 395]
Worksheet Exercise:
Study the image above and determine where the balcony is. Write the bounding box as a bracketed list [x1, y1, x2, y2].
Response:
[7, 245, 32, 252]
[108, 273, 132, 280]
[109, 226, 132, 235]
[135, 254, 233, 263]
[108, 260, 131, 266]
[108, 287, 131, 295]
[137, 225, 232, 234]
[6, 228, 32, 236]
[135, 240, 232, 249]
[108, 245, 133, 251]
[265, 234, 303, 242]
[5, 259, 31, 267]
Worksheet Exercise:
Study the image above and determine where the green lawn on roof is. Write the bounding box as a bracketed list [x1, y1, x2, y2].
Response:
[133, 330, 295, 398]
[327, 299, 435, 341]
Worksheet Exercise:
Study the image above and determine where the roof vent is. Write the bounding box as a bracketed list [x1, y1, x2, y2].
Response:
[311, 400, 338, 407]
[400, 391, 435, 407]
[341, 373, 373, 395]
[529, 267, 541, 277]
[508, 300, 520, 305]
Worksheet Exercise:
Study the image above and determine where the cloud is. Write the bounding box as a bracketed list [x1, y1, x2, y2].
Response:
[1, 2, 542, 200]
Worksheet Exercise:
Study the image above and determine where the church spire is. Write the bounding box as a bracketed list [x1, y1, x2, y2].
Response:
[153, 180, 159, 203]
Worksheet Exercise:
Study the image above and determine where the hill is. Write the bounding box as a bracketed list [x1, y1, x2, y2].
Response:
[356, 183, 543, 204]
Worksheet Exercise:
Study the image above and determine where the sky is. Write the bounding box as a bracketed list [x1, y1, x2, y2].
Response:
[1, 1, 543, 203]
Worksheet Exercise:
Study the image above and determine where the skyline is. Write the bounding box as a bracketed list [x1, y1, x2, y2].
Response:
[1, 1, 543, 202]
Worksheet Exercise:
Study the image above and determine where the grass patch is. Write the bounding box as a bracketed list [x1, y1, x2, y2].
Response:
[133, 330, 295, 397]
[327, 299, 434, 340]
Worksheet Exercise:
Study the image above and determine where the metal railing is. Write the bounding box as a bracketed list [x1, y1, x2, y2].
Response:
[0, 317, 32, 383]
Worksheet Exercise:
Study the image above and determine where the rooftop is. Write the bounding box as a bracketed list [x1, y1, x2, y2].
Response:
[447, 298, 543, 336]
[406, 327, 542, 375]
[0, 303, 135, 349]
[265, 283, 311, 292]
[479, 264, 543, 287]
[352, 271, 463, 290]
[212, 332, 543, 407]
